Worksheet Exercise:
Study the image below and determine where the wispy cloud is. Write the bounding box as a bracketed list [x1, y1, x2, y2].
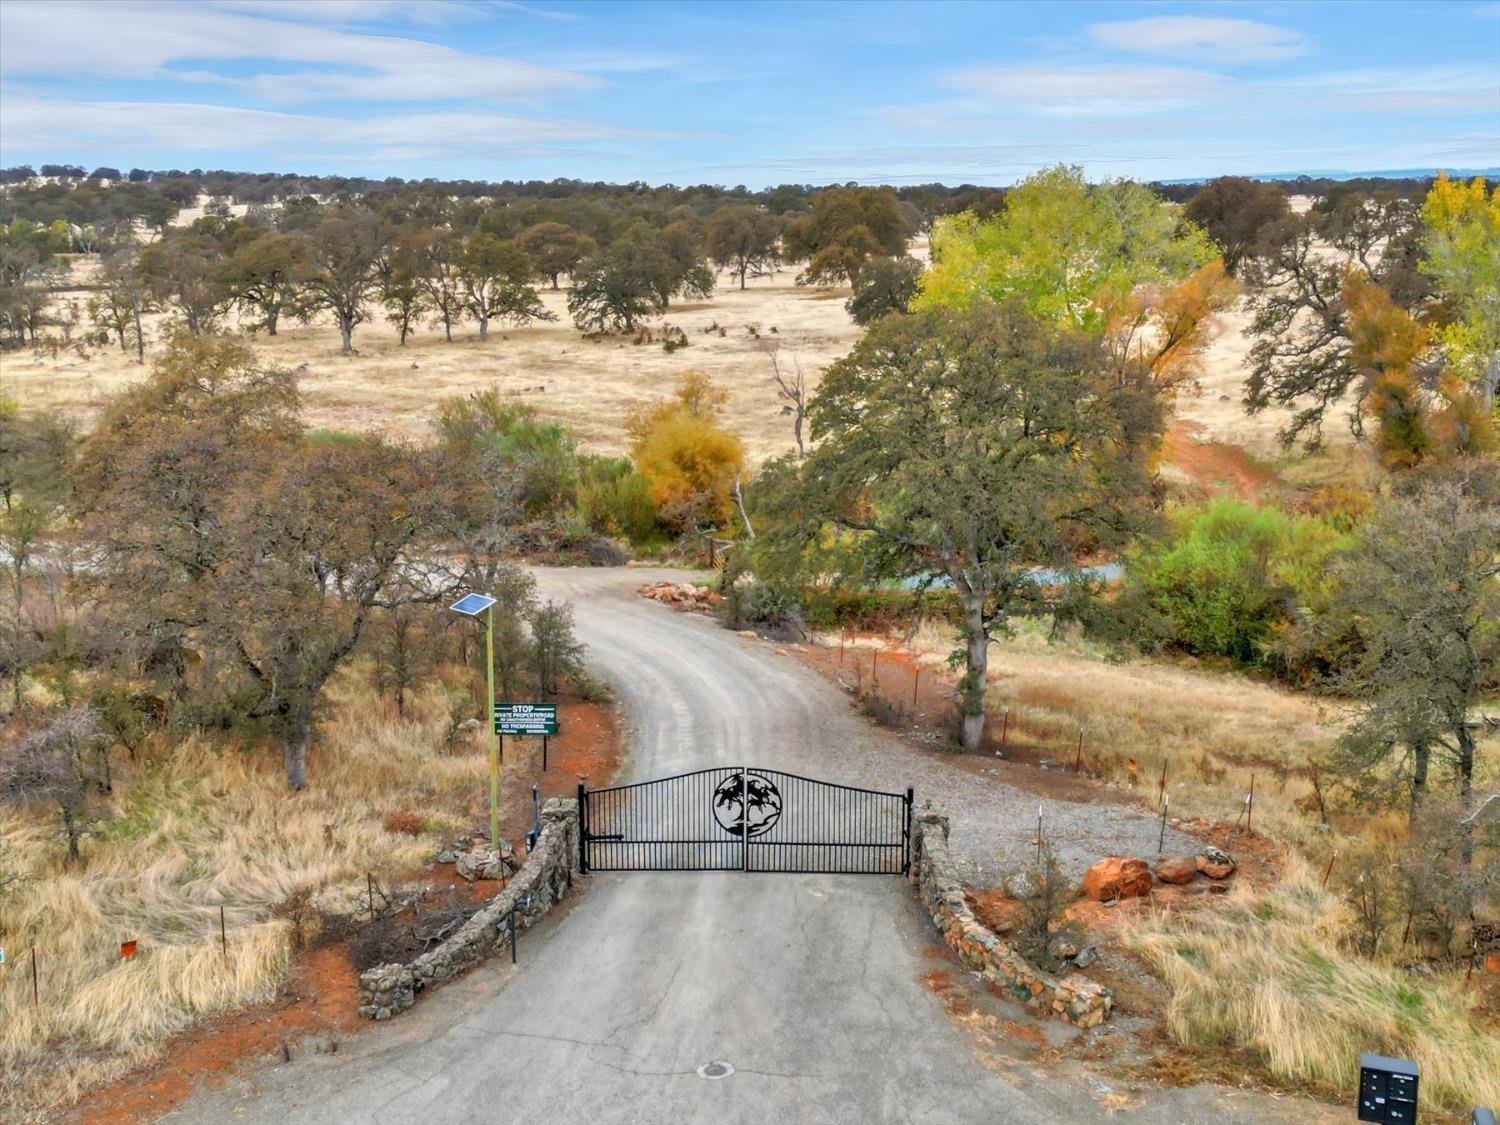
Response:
[0, 0, 597, 101]
[945, 65, 1228, 117]
[1086, 16, 1310, 64]
[0, 97, 655, 160]
[1286, 65, 1500, 112]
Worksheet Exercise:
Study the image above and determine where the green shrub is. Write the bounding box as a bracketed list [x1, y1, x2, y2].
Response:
[578, 455, 658, 543]
[1129, 498, 1351, 667]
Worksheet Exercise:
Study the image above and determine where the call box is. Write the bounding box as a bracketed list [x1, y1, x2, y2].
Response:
[1359, 1053, 1419, 1124]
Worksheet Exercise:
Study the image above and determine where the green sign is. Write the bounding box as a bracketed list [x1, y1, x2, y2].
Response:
[494, 703, 558, 736]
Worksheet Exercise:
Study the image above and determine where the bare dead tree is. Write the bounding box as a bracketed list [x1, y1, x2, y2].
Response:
[733, 473, 755, 541]
[1462, 792, 1500, 825]
[765, 346, 808, 458]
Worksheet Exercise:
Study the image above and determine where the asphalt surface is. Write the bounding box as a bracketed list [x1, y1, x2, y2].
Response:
[163, 568, 1326, 1125]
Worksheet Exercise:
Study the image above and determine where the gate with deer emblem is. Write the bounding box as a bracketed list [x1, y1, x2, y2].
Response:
[578, 767, 912, 875]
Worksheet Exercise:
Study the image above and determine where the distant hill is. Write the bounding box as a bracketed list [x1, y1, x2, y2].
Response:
[1159, 166, 1499, 185]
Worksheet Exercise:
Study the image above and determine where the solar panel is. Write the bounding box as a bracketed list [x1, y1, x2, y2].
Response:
[449, 593, 497, 617]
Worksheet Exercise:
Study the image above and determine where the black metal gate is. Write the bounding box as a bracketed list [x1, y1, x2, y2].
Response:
[578, 768, 912, 875]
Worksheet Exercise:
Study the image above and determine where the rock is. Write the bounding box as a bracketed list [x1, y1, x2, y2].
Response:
[1082, 857, 1152, 902]
[455, 843, 520, 882]
[1048, 935, 1080, 963]
[1071, 945, 1100, 969]
[1003, 869, 1039, 901]
[1195, 845, 1236, 879]
[1155, 857, 1197, 885]
[436, 849, 457, 864]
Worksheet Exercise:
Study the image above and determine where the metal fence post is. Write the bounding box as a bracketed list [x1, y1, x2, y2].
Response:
[576, 781, 588, 874]
[508, 900, 517, 965]
[902, 787, 914, 875]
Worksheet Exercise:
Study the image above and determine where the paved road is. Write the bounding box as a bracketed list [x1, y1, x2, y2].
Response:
[164, 568, 1322, 1125]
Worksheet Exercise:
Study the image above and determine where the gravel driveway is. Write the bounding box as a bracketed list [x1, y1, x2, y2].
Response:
[160, 566, 1315, 1125]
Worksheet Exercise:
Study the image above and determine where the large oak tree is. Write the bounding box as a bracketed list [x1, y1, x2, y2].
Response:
[768, 301, 1162, 752]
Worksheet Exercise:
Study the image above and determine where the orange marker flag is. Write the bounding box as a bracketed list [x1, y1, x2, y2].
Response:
[119, 940, 138, 959]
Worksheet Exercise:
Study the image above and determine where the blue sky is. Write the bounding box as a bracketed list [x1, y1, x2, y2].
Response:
[1, 0, 1496, 186]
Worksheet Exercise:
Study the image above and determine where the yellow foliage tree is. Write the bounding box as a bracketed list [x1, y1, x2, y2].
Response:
[1420, 173, 1500, 414]
[629, 373, 746, 532]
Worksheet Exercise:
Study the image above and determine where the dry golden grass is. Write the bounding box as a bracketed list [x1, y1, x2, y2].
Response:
[900, 620, 1341, 843]
[1124, 854, 1500, 1113]
[1, 265, 862, 465]
[0, 664, 502, 1119]
[2, 235, 1342, 467]
[886, 618, 1500, 1106]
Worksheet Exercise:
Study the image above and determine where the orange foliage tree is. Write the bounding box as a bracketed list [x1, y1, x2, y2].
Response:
[1343, 268, 1495, 470]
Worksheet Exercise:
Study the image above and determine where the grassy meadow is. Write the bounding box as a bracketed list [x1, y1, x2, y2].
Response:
[0, 666, 500, 1119]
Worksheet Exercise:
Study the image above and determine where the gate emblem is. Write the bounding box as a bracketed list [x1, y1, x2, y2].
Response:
[712, 772, 782, 838]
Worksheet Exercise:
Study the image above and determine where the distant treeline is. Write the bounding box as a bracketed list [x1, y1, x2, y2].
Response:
[4, 162, 1486, 232]
[0, 164, 1010, 231]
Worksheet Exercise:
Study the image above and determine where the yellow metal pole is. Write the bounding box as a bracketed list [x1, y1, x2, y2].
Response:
[486, 604, 499, 851]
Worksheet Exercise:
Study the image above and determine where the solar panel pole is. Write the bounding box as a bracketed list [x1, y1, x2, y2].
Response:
[486, 602, 500, 852]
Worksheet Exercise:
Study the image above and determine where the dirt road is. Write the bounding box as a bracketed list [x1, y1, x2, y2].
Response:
[162, 568, 1327, 1125]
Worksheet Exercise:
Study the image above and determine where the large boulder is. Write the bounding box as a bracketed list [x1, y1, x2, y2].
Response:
[1082, 857, 1152, 902]
[1155, 857, 1197, 885]
[1195, 845, 1236, 880]
[455, 842, 519, 883]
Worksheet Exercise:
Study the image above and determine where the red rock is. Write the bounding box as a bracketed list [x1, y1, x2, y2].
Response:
[1195, 846, 1236, 879]
[1155, 857, 1197, 885]
[1082, 857, 1152, 901]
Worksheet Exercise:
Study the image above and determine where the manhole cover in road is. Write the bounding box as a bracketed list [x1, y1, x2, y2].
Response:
[697, 1061, 735, 1080]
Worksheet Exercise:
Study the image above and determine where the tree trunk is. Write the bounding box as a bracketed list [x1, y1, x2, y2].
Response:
[1457, 721, 1476, 873]
[282, 719, 312, 791]
[338, 315, 353, 355]
[132, 296, 144, 362]
[739, 263, 748, 290]
[1408, 740, 1430, 826]
[550, 272, 560, 290]
[477, 313, 489, 342]
[443, 311, 453, 342]
[62, 804, 80, 861]
[958, 590, 989, 754]
[266, 304, 280, 336]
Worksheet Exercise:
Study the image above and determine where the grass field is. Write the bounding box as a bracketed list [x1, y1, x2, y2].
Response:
[2, 244, 1338, 468]
[0, 664, 534, 1120]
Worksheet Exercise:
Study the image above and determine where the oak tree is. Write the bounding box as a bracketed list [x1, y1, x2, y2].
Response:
[517, 221, 595, 289]
[298, 205, 385, 354]
[704, 205, 781, 290]
[770, 301, 1161, 753]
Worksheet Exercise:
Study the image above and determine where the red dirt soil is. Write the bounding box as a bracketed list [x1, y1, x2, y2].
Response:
[1161, 420, 1280, 504]
[64, 696, 622, 1125]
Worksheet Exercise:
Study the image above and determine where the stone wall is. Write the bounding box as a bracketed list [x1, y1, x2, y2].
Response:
[909, 807, 1112, 1028]
[358, 797, 581, 1020]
